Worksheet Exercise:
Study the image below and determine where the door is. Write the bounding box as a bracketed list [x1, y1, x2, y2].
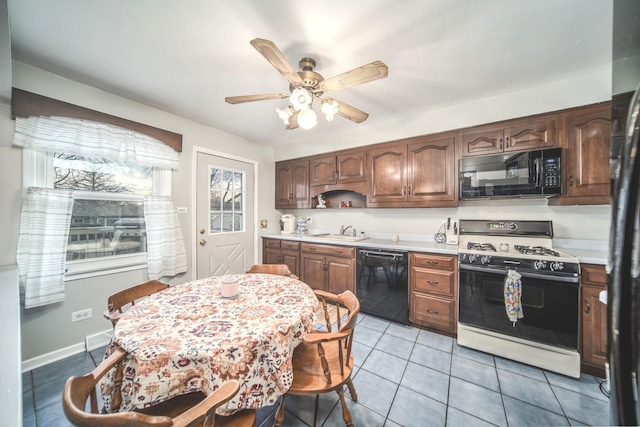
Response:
[196, 152, 255, 278]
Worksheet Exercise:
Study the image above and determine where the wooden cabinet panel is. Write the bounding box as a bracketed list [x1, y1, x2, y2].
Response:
[300, 243, 356, 294]
[409, 252, 458, 335]
[412, 253, 456, 270]
[407, 136, 456, 203]
[262, 239, 300, 277]
[275, 160, 309, 209]
[326, 255, 355, 294]
[505, 117, 557, 152]
[265, 239, 281, 249]
[336, 151, 367, 184]
[281, 241, 300, 251]
[300, 243, 355, 257]
[310, 155, 336, 186]
[580, 264, 607, 377]
[368, 144, 407, 203]
[300, 252, 327, 291]
[411, 293, 455, 330]
[461, 127, 504, 157]
[413, 268, 455, 296]
[565, 104, 611, 200]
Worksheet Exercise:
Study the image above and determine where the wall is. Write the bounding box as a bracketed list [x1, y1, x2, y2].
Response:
[275, 66, 613, 242]
[4, 62, 280, 362]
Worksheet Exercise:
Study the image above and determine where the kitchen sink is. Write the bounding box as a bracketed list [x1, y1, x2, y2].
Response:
[310, 233, 370, 242]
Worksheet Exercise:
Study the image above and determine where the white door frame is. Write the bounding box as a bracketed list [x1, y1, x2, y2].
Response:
[191, 146, 259, 276]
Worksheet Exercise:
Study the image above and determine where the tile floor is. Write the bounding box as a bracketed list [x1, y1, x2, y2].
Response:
[23, 314, 611, 426]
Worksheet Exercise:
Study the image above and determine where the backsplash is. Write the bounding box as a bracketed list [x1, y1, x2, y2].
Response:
[285, 199, 611, 242]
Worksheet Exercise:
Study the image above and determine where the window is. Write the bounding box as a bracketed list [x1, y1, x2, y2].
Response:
[209, 166, 245, 233]
[24, 150, 171, 279]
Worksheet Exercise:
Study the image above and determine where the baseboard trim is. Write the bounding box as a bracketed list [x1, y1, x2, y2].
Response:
[21, 328, 113, 372]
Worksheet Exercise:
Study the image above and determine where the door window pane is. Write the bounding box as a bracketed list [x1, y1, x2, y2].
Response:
[209, 166, 245, 233]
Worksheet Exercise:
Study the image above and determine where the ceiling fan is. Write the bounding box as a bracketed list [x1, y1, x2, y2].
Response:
[225, 38, 388, 130]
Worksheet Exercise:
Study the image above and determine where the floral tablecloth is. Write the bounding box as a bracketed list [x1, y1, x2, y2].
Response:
[100, 273, 318, 415]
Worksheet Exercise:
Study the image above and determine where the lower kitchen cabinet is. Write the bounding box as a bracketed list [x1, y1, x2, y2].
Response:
[581, 264, 607, 377]
[409, 252, 458, 335]
[262, 238, 300, 277]
[300, 243, 355, 294]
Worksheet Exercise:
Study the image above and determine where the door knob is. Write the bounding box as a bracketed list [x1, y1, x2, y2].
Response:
[199, 239, 207, 246]
[199, 229, 205, 234]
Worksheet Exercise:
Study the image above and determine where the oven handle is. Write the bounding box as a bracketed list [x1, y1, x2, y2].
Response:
[459, 264, 579, 284]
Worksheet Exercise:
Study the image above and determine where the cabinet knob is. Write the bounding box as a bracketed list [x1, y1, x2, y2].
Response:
[403, 186, 407, 195]
[499, 138, 503, 150]
[585, 298, 591, 314]
[569, 176, 574, 187]
[408, 186, 412, 195]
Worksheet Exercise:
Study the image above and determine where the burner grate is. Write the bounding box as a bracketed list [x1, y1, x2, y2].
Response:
[467, 242, 497, 252]
[513, 245, 560, 257]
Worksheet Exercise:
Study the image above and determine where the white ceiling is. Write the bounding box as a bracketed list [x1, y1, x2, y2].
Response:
[7, 0, 613, 147]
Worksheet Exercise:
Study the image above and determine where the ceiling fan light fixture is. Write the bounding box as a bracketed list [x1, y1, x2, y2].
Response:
[297, 108, 317, 129]
[276, 106, 294, 125]
[290, 87, 312, 111]
[321, 99, 339, 121]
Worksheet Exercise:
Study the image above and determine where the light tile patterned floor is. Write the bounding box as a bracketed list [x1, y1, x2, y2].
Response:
[23, 314, 610, 426]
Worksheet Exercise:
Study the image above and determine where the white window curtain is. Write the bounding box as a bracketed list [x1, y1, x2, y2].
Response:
[13, 116, 179, 169]
[17, 187, 74, 309]
[144, 196, 188, 280]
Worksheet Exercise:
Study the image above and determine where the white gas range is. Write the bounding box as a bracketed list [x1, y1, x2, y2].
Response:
[456, 219, 581, 378]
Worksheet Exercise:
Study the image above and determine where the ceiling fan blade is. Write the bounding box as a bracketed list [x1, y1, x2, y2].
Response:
[225, 93, 290, 104]
[320, 61, 389, 92]
[327, 98, 369, 123]
[250, 38, 304, 86]
[286, 111, 299, 130]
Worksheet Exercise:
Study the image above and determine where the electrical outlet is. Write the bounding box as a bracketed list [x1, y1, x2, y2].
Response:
[260, 219, 268, 228]
[71, 308, 93, 322]
[305, 216, 312, 224]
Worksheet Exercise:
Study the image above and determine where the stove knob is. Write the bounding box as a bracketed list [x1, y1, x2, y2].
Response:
[468, 254, 476, 263]
[534, 260, 547, 270]
[481, 255, 492, 264]
[550, 262, 564, 271]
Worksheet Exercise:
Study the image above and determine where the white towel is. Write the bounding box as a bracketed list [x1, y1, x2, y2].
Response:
[504, 269, 523, 326]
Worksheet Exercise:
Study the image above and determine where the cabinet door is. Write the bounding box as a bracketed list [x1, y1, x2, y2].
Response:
[407, 135, 456, 204]
[505, 117, 557, 152]
[300, 252, 327, 291]
[310, 155, 337, 186]
[565, 104, 611, 199]
[291, 160, 310, 208]
[461, 127, 504, 157]
[336, 150, 367, 183]
[275, 162, 293, 208]
[325, 255, 355, 294]
[582, 285, 608, 369]
[367, 144, 407, 203]
[263, 247, 282, 265]
[410, 293, 455, 331]
[281, 250, 300, 277]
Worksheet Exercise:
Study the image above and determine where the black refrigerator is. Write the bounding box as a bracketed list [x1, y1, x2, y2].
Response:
[608, 2, 640, 423]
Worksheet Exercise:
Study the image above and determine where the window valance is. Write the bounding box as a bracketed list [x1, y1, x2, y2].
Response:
[13, 116, 180, 169]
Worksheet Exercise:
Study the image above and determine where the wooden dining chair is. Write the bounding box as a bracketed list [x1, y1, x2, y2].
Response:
[245, 263, 299, 280]
[274, 290, 360, 427]
[62, 346, 256, 427]
[103, 279, 170, 326]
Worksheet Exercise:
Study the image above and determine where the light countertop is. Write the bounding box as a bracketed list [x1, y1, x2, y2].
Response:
[261, 232, 608, 264]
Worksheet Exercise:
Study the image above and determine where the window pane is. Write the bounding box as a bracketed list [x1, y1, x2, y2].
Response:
[210, 168, 221, 191]
[234, 213, 244, 232]
[223, 170, 233, 190]
[223, 189, 233, 211]
[67, 200, 146, 261]
[210, 213, 221, 233]
[233, 192, 243, 210]
[54, 153, 152, 195]
[234, 172, 243, 191]
[222, 213, 233, 232]
[210, 191, 221, 211]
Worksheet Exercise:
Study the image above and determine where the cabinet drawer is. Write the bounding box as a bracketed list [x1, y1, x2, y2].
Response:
[413, 268, 455, 296]
[411, 253, 456, 271]
[264, 239, 281, 249]
[581, 264, 606, 287]
[281, 241, 300, 251]
[300, 243, 355, 257]
[411, 293, 454, 330]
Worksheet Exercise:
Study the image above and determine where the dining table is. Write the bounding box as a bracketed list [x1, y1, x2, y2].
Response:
[99, 273, 319, 415]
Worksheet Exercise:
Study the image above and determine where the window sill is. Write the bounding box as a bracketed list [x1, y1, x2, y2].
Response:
[64, 253, 148, 281]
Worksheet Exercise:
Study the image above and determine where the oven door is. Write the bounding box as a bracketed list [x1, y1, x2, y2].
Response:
[458, 264, 579, 350]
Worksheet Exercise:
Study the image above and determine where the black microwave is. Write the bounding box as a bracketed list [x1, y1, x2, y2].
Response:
[459, 148, 561, 199]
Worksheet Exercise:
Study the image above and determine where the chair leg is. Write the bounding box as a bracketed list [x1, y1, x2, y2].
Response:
[274, 394, 288, 427]
[336, 387, 354, 427]
[346, 378, 358, 401]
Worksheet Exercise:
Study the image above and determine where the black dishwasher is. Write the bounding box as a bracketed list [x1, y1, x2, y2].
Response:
[356, 248, 409, 325]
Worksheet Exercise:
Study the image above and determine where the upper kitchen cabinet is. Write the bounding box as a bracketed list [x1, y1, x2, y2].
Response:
[368, 133, 457, 207]
[309, 149, 367, 186]
[555, 102, 611, 205]
[461, 115, 557, 157]
[275, 159, 310, 209]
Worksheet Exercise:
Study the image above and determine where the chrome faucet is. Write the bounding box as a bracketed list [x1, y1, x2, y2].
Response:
[340, 225, 354, 236]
